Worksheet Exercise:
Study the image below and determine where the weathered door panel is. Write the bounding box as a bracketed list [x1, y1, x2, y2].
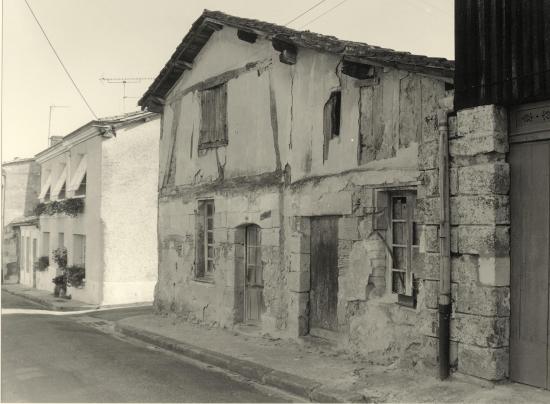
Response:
[310, 216, 339, 332]
[245, 225, 264, 323]
[510, 140, 550, 389]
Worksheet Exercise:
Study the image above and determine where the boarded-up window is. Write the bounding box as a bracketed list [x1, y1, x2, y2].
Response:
[323, 91, 341, 161]
[195, 200, 215, 281]
[199, 84, 228, 149]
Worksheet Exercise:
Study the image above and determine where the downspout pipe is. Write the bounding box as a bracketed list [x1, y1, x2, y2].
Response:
[438, 109, 451, 380]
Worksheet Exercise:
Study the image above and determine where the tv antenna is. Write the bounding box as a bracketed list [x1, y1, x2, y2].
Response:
[99, 76, 154, 113]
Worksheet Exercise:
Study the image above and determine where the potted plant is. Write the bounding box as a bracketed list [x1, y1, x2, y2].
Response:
[51, 247, 68, 298]
[36, 256, 49, 271]
[66, 265, 85, 288]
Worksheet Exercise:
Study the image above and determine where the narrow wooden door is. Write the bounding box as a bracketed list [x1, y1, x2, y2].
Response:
[245, 225, 264, 323]
[310, 216, 339, 333]
[510, 139, 550, 389]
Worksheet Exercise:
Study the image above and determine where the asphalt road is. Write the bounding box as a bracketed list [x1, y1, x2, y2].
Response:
[1, 292, 290, 403]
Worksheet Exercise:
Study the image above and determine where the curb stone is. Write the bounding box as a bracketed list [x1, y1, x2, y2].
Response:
[116, 322, 366, 403]
[2, 287, 98, 311]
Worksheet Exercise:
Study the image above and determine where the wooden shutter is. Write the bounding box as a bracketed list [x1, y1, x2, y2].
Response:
[199, 84, 227, 149]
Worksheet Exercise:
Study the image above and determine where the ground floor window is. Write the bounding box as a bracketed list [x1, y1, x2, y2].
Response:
[195, 199, 215, 281]
[389, 192, 419, 300]
[73, 234, 86, 266]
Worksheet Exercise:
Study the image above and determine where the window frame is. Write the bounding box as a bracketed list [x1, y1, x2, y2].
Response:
[388, 191, 419, 303]
[198, 83, 228, 150]
[195, 199, 215, 282]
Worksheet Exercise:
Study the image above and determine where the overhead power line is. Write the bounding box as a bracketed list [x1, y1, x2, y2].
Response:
[299, 0, 351, 29]
[284, 0, 331, 26]
[23, 0, 98, 119]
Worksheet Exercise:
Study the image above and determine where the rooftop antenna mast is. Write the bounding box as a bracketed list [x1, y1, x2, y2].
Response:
[48, 105, 69, 147]
[99, 76, 154, 113]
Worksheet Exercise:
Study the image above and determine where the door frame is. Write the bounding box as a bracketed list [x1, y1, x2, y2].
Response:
[509, 101, 550, 389]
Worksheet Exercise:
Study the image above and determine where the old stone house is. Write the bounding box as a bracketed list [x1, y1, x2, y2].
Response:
[140, 10, 511, 383]
[34, 111, 160, 305]
[1, 157, 41, 283]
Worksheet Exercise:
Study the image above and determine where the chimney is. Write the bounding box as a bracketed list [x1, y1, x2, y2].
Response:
[49, 136, 63, 147]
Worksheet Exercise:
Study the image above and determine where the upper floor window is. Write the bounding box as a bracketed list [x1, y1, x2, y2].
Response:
[69, 155, 87, 197]
[323, 90, 341, 161]
[51, 164, 67, 200]
[199, 83, 228, 150]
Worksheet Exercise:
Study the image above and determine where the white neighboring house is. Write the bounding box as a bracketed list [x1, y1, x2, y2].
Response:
[34, 111, 160, 305]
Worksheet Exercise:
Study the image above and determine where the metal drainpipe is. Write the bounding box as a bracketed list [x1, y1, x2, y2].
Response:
[438, 109, 451, 380]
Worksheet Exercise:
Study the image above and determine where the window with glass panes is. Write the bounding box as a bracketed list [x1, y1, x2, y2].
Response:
[195, 200, 215, 280]
[390, 192, 419, 296]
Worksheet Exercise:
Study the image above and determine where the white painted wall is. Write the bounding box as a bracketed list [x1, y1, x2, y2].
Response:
[100, 117, 160, 305]
[38, 136, 103, 303]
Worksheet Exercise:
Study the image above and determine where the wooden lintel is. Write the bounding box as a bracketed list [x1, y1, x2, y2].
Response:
[354, 77, 381, 88]
[237, 29, 258, 44]
[166, 59, 270, 102]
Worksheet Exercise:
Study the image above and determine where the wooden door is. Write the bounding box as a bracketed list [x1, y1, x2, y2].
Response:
[310, 216, 339, 333]
[510, 139, 550, 389]
[245, 225, 264, 323]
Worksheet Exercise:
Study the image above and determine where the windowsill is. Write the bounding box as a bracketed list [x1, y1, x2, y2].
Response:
[397, 293, 417, 309]
[192, 278, 215, 285]
[198, 141, 228, 150]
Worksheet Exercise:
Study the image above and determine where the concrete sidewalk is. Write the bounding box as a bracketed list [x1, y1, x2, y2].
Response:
[116, 314, 550, 403]
[1, 284, 99, 311]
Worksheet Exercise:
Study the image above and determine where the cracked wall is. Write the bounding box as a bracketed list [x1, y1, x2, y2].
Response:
[156, 24, 452, 368]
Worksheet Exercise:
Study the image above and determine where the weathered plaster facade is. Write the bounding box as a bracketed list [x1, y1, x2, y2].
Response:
[149, 12, 492, 379]
[35, 112, 160, 305]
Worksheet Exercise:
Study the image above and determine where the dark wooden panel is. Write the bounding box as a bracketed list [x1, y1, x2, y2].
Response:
[510, 140, 550, 389]
[455, 0, 550, 109]
[245, 225, 264, 323]
[310, 216, 339, 332]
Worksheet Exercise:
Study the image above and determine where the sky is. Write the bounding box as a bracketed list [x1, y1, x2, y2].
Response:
[1, 0, 454, 163]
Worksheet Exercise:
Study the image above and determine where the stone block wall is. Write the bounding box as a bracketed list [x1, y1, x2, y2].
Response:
[417, 104, 510, 381]
[155, 186, 285, 332]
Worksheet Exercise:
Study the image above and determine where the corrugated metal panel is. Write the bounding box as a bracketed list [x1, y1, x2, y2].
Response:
[455, 0, 550, 110]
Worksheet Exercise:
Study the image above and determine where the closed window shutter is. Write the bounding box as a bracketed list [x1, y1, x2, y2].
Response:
[200, 83, 227, 148]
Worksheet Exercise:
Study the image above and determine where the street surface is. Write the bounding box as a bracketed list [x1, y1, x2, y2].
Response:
[1, 292, 290, 402]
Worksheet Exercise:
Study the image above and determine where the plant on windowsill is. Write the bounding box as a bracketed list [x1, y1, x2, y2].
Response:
[35, 256, 49, 271]
[34, 197, 85, 217]
[66, 265, 85, 288]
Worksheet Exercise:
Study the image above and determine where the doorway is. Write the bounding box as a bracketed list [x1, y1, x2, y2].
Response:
[309, 216, 339, 337]
[244, 225, 264, 323]
[510, 136, 550, 389]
